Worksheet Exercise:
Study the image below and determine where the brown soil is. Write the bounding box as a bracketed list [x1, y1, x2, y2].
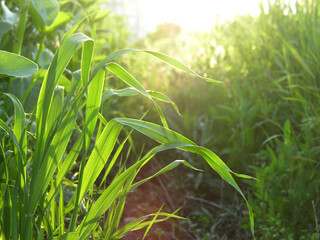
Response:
[119, 162, 193, 240]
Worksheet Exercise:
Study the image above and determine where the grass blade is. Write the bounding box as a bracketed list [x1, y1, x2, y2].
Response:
[131, 160, 202, 190]
[84, 69, 105, 150]
[34, 33, 93, 170]
[78, 120, 122, 202]
[106, 63, 149, 97]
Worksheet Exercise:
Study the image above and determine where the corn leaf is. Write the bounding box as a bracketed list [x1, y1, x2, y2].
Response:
[91, 49, 220, 83]
[84, 69, 105, 150]
[79, 120, 122, 202]
[34, 33, 93, 172]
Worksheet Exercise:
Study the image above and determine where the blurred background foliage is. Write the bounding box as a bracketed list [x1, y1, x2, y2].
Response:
[120, 0, 320, 238]
[1, 0, 320, 239]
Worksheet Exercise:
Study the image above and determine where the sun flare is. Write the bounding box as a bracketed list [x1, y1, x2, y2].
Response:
[109, 0, 298, 38]
[139, 0, 263, 31]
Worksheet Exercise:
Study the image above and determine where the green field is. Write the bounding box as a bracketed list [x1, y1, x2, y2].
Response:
[0, 0, 319, 239]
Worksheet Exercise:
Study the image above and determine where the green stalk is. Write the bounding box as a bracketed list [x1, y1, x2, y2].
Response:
[59, 184, 64, 235]
[35, 34, 46, 63]
[12, 0, 29, 54]
[68, 147, 88, 232]
[9, 0, 29, 91]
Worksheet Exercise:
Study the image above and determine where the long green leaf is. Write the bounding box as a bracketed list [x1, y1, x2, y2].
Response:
[0, 119, 22, 159]
[113, 118, 255, 234]
[144, 50, 220, 83]
[34, 33, 93, 175]
[102, 88, 181, 116]
[3, 93, 27, 160]
[91, 49, 220, 83]
[46, 86, 64, 138]
[28, 92, 84, 216]
[45, 132, 84, 208]
[114, 118, 195, 145]
[113, 210, 183, 239]
[79, 120, 122, 202]
[84, 69, 105, 150]
[131, 160, 202, 190]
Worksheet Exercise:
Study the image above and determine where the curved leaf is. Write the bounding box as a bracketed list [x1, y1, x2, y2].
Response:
[102, 88, 181, 116]
[31, 0, 59, 26]
[91, 49, 220, 83]
[77, 142, 189, 239]
[79, 120, 122, 202]
[106, 63, 149, 97]
[0, 50, 38, 77]
[113, 118, 254, 234]
[3, 93, 27, 161]
[44, 11, 72, 33]
[84, 69, 105, 150]
[131, 159, 202, 190]
[34, 33, 93, 166]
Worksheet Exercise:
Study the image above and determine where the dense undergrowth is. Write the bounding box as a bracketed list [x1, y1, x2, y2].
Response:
[125, 0, 320, 239]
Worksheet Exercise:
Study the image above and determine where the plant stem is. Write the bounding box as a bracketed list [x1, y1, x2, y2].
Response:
[12, 0, 29, 55]
[10, 0, 29, 91]
[313, 200, 319, 238]
[35, 35, 46, 63]
[69, 146, 89, 232]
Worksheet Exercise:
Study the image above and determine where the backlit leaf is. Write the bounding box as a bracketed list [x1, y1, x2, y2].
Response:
[0, 51, 38, 78]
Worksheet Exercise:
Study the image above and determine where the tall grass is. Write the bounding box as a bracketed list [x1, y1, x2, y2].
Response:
[0, 20, 254, 240]
[129, 0, 320, 238]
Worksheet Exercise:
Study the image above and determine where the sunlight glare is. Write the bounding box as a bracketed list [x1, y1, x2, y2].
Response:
[135, 0, 297, 34]
[140, 0, 261, 31]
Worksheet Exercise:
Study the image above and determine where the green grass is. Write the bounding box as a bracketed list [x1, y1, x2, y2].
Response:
[127, 0, 320, 238]
[0, 3, 254, 238]
[4, 0, 320, 238]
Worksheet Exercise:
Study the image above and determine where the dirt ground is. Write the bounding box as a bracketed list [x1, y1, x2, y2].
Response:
[120, 163, 193, 240]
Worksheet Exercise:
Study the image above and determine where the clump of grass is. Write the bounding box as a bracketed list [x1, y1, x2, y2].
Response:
[0, 24, 254, 240]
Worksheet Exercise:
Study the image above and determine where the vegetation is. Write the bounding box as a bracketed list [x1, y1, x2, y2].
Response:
[0, 0, 253, 239]
[1, 0, 320, 239]
[124, 0, 320, 239]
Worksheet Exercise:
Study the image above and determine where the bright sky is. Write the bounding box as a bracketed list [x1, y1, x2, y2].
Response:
[136, 0, 297, 34]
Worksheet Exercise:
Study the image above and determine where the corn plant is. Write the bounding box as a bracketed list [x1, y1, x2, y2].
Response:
[0, 24, 255, 240]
